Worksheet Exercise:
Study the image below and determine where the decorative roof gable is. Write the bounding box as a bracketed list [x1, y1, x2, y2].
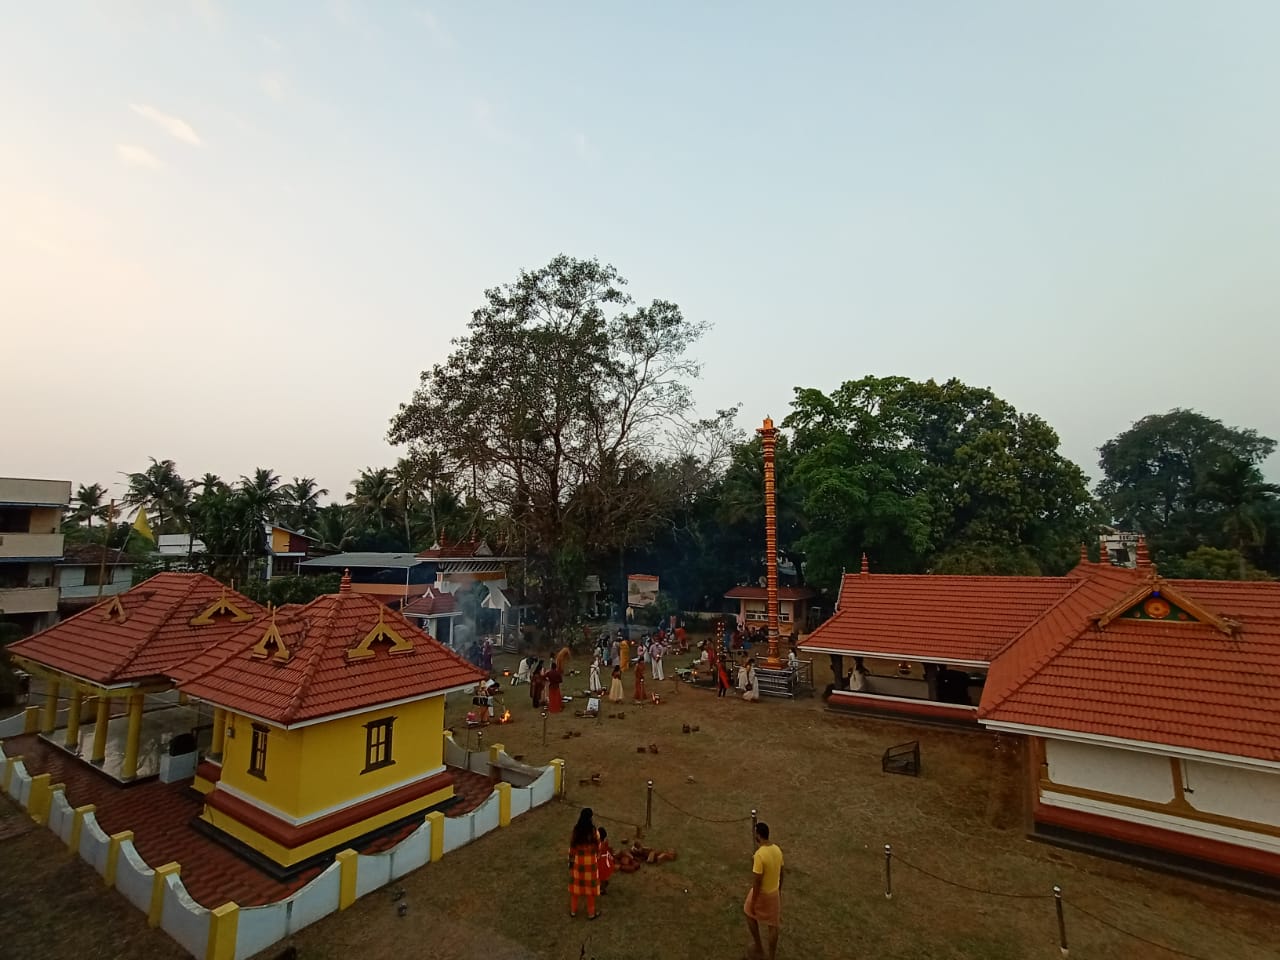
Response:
[249, 607, 291, 663]
[1095, 576, 1237, 636]
[190, 588, 256, 627]
[347, 608, 414, 660]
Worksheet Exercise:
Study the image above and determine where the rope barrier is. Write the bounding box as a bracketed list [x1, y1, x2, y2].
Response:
[1066, 900, 1215, 960]
[893, 855, 1055, 900]
[652, 790, 755, 824]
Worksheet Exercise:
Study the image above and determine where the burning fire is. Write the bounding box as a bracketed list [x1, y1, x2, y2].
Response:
[499, 709, 512, 723]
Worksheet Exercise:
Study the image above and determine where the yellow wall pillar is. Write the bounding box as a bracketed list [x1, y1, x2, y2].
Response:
[488, 742, 505, 763]
[496, 781, 512, 827]
[23, 705, 40, 734]
[122, 694, 144, 780]
[91, 697, 111, 764]
[27, 773, 52, 823]
[105, 830, 134, 888]
[426, 811, 445, 862]
[41, 679, 61, 734]
[69, 804, 96, 853]
[149, 862, 181, 927]
[211, 707, 226, 759]
[206, 903, 239, 960]
[64, 689, 84, 749]
[336, 849, 358, 909]
[550, 758, 565, 796]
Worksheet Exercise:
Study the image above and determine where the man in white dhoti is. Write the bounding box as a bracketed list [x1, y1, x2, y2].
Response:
[651, 638, 666, 681]
[589, 654, 603, 693]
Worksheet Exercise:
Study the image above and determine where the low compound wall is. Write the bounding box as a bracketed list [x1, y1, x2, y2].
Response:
[0, 735, 563, 960]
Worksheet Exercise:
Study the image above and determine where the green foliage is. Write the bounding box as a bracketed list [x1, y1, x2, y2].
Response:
[633, 591, 679, 627]
[1158, 546, 1272, 581]
[123, 457, 191, 533]
[784, 376, 1094, 586]
[1096, 410, 1279, 574]
[239, 573, 342, 606]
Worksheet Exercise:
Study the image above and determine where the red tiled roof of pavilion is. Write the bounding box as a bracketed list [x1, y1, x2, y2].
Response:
[980, 570, 1280, 762]
[401, 585, 459, 617]
[723, 586, 816, 601]
[799, 573, 1080, 664]
[416, 535, 492, 560]
[171, 590, 485, 726]
[8, 573, 263, 685]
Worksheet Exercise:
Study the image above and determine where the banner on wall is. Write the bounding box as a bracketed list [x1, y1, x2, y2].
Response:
[626, 574, 659, 608]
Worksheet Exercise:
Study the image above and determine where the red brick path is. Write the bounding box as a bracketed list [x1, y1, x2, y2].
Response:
[3, 734, 495, 908]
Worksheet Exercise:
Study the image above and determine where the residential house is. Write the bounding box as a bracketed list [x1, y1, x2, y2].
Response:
[0, 477, 71, 635]
[56, 544, 134, 615]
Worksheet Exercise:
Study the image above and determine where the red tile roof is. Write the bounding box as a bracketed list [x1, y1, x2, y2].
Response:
[798, 573, 1079, 663]
[8, 573, 263, 685]
[59, 544, 132, 566]
[402, 586, 459, 617]
[980, 569, 1280, 763]
[172, 591, 486, 726]
[723, 586, 816, 601]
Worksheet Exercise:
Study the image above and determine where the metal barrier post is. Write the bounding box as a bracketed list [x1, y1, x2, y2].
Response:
[1054, 885, 1068, 956]
[884, 844, 893, 899]
[646, 780, 654, 828]
[542, 709, 548, 746]
[751, 808, 758, 848]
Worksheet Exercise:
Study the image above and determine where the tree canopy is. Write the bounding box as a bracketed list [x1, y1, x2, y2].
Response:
[1097, 409, 1279, 577]
[389, 255, 708, 633]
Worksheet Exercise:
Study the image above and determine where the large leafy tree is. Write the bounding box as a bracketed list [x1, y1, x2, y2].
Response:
[348, 467, 402, 539]
[313, 503, 357, 553]
[389, 255, 707, 633]
[1096, 410, 1277, 567]
[785, 377, 1093, 586]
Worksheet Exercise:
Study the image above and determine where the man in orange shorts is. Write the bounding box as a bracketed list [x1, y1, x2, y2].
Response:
[744, 821, 783, 959]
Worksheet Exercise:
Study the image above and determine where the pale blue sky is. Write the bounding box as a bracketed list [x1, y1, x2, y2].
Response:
[3, 1, 1278, 501]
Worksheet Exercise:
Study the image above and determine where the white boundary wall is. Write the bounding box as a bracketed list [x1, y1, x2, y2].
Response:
[0, 733, 556, 960]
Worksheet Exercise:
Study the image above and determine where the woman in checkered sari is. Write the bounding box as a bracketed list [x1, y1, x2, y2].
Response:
[567, 808, 602, 919]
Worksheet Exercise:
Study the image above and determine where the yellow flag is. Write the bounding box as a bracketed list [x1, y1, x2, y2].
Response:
[132, 507, 155, 543]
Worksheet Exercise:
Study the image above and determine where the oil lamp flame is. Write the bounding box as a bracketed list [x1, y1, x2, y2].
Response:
[500, 709, 512, 723]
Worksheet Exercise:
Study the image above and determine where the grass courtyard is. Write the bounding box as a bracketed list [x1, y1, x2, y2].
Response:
[283, 652, 1279, 960]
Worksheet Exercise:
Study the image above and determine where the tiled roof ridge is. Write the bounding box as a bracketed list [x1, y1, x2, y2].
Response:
[108, 573, 208, 682]
[281, 598, 334, 725]
[842, 572, 1078, 585]
[987, 575, 1092, 664]
[982, 576, 1134, 716]
[175, 604, 280, 687]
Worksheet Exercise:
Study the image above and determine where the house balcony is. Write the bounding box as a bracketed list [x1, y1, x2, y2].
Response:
[0, 532, 64, 561]
[0, 585, 59, 615]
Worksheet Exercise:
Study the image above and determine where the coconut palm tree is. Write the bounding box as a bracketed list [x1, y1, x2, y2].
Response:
[348, 467, 400, 534]
[195, 473, 226, 496]
[71, 482, 110, 529]
[123, 458, 190, 532]
[281, 476, 328, 533]
[313, 503, 356, 553]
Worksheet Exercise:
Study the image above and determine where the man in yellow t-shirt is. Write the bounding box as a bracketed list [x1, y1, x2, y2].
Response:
[744, 821, 784, 959]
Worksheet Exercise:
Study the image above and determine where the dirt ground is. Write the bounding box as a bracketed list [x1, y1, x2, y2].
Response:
[280, 650, 1280, 960]
[4, 648, 1278, 960]
[0, 795, 188, 960]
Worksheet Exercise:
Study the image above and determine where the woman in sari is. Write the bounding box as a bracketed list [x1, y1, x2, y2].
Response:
[633, 656, 647, 703]
[715, 650, 731, 698]
[530, 660, 546, 709]
[546, 661, 565, 713]
[568, 807, 601, 919]
[589, 654, 602, 694]
[609, 664, 625, 703]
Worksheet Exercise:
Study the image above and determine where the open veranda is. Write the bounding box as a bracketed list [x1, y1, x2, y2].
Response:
[4, 650, 1278, 960]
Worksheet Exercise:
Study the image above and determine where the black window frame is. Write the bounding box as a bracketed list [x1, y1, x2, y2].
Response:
[363, 717, 396, 773]
[248, 723, 269, 779]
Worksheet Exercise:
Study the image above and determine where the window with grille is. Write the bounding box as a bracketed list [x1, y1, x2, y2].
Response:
[249, 724, 269, 779]
[363, 717, 396, 773]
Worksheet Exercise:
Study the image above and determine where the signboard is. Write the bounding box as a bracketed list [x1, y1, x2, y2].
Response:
[627, 574, 659, 607]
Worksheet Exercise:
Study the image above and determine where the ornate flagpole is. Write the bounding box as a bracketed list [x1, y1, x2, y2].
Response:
[758, 417, 781, 668]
